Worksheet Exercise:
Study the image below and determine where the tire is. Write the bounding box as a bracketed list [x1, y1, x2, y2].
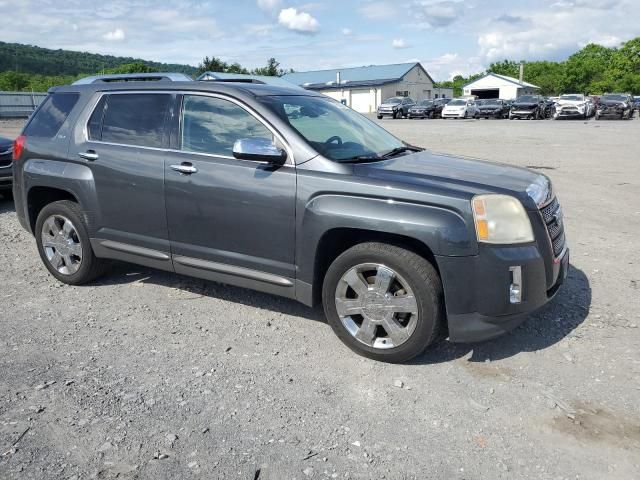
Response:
[322, 242, 444, 363]
[0, 190, 13, 201]
[377, 115, 383, 120]
[35, 200, 108, 285]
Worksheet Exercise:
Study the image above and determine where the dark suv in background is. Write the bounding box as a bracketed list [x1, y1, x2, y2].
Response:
[0, 136, 13, 198]
[12, 74, 568, 362]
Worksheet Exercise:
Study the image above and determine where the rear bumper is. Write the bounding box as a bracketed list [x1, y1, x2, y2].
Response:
[437, 244, 569, 343]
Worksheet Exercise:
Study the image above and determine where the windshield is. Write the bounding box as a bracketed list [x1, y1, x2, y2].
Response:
[447, 99, 466, 106]
[560, 95, 584, 101]
[258, 95, 403, 162]
[602, 94, 627, 101]
[418, 100, 433, 106]
[517, 95, 538, 102]
[383, 97, 402, 104]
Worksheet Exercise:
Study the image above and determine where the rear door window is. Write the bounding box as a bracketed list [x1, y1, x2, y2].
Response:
[24, 93, 79, 138]
[92, 93, 171, 148]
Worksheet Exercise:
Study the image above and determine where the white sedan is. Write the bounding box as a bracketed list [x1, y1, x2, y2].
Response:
[441, 98, 480, 119]
[553, 94, 594, 119]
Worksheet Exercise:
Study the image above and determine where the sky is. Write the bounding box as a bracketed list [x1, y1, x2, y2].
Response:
[0, 0, 638, 80]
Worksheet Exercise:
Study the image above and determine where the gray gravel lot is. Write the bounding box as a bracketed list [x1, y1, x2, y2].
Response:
[1, 116, 639, 479]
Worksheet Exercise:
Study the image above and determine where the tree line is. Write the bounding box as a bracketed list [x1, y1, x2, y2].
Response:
[436, 37, 640, 96]
[2, 37, 639, 94]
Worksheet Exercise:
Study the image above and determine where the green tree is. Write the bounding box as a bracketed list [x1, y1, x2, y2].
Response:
[105, 62, 158, 74]
[253, 57, 282, 76]
[561, 43, 613, 93]
[487, 60, 520, 78]
[197, 56, 229, 75]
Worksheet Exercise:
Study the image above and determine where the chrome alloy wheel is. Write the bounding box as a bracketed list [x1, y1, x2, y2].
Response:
[41, 214, 83, 275]
[335, 263, 418, 349]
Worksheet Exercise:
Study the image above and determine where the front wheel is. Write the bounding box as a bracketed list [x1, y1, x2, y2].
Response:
[322, 243, 444, 363]
[377, 115, 383, 120]
[35, 200, 108, 285]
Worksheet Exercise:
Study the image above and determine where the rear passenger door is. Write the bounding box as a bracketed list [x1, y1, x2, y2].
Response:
[163, 93, 297, 290]
[71, 92, 174, 268]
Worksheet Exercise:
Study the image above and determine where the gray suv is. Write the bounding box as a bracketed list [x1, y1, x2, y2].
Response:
[12, 75, 568, 362]
[377, 97, 415, 119]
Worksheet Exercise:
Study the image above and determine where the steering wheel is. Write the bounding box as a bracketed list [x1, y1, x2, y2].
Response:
[325, 136, 343, 146]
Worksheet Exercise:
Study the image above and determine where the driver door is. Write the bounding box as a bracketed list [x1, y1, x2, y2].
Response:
[163, 93, 297, 284]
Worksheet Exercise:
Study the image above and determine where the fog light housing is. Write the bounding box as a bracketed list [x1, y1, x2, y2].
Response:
[509, 266, 522, 304]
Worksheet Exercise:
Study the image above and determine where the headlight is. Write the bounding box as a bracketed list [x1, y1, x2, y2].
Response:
[526, 175, 551, 206]
[472, 194, 534, 244]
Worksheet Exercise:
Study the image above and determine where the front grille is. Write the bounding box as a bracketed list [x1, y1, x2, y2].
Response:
[540, 197, 566, 258]
[0, 153, 12, 168]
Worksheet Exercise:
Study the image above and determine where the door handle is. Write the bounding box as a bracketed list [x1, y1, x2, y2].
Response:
[170, 163, 198, 174]
[78, 151, 99, 161]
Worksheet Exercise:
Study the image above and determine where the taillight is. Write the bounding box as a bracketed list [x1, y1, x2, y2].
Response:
[13, 135, 25, 161]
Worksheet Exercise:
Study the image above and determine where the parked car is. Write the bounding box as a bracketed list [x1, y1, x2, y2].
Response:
[476, 99, 509, 119]
[634, 96, 640, 110]
[0, 136, 13, 198]
[595, 93, 635, 120]
[441, 98, 480, 119]
[553, 94, 595, 119]
[509, 95, 548, 120]
[407, 99, 449, 119]
[377, 97, 415, 119]
[12, 75, 568, 363]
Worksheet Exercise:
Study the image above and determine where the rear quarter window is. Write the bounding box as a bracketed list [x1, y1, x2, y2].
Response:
[24, 93, 79, 138]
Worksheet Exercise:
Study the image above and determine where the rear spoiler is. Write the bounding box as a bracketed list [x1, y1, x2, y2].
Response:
[72, 73, 193, 85]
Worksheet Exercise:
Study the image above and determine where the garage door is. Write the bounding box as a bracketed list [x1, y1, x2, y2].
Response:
[471, 89, 499, 99]
[350, 90, 372, 113]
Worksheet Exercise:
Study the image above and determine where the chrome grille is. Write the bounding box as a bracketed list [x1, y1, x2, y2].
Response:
[0, 153, 12, 168]
[540, 197, 566, 258]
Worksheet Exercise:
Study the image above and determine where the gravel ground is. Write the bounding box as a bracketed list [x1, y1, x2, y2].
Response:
[1, 116, 639, 479]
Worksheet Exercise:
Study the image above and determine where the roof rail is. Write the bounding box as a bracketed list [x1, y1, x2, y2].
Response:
[72, 73, 193, 85]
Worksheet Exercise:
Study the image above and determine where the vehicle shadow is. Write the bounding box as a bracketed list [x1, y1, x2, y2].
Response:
[94, 261, 591, 363]
[411, 263, 591, 365]
[93, 261, 328, 323]
[0, 193, 15, 213]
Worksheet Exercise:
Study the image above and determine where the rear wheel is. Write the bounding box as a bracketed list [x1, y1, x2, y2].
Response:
[0, 190, 13, 201]
[322, 243, 444, 363]
[35, 200, 108, 285]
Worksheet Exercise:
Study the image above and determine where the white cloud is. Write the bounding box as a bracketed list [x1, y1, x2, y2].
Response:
[257, 0, 281, 11]
[277, 7, 319, 33]
[359, 1, 396, 20]
[342, 27, 353, 36]
[412, 0, 463, 28]
[103, 28, 125, 41]
[392, 38, 409, 49]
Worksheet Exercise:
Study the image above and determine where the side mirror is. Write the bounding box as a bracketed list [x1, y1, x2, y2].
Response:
[232, 138, 287, 164]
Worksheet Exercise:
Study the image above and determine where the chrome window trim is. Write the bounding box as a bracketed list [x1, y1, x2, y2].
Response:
[82, 90, 294, 165]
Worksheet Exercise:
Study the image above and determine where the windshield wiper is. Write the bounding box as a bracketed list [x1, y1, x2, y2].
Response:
[337, 154, 382, 163]
[380, 145, 424, 159]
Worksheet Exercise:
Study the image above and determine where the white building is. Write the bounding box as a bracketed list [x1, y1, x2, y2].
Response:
[282, 63, 447, 113]
[462, 73, 540, 100]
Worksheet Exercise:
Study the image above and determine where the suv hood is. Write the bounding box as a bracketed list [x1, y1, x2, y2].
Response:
[478, 104, 501, 110]
[352, 150, 541, 208]
[512, 101, 537, 108]
[600, 99, 628, 107]
[557, 99, 585, 106]
[379, 103, 400, 108]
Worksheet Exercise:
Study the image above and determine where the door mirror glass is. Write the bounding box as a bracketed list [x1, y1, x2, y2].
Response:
[233, 138, 287, 164]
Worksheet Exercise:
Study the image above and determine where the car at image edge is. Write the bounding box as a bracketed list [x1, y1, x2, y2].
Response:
[0, 136, 13, 198]
[11, 75, 569, 363]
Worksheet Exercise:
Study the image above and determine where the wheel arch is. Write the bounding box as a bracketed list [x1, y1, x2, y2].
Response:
[27, 186, 79, 233]
[310, 227, 441, 307]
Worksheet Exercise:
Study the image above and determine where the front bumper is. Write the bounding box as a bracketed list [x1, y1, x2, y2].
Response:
[556, 108, 584, 118]
[377, 109, 398, 117]
[442, 111, 465, 118]
[408, 110, 427, 118]
[510, 109, 536, 118]
[437, 243, 569, 343]
[0, 157, 12, 190]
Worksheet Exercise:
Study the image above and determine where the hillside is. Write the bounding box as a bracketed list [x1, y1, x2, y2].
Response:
[0, 41, 198, 77]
